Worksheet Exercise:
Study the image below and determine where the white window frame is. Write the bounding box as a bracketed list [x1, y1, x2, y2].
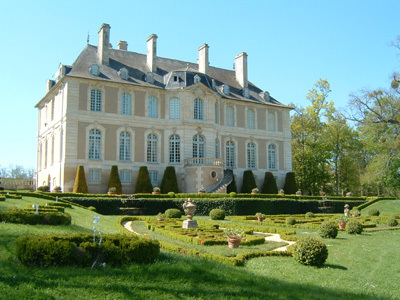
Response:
[247, 109, 255, 129]
[88, 129, 102, 160]
[169, 98, 180, 119]
[215, 138, 220, 158]
[247, 142, 256, 169]
[193, 134, 205, 159]
[121, 93, 131, 115]
[89, 169, 101, 182]
[194, 98, 204, 120]
[268, 111, 277, 131]
[226, 106, 235, 127]
[90, 89, 102, 112]
[120, 170, 132, 183]
[268, 144, 277, 170]
[169, 134, 181, 163]
[215, 103, 219, 124]
[225, 140, 236, 169]
[147, 133, 158, 163]
[148, 96, 158, 118]
[119, 131, 131, 161]
[149, 171, 158, 184]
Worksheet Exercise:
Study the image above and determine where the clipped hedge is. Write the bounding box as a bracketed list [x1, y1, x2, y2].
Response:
[5, 194, 22, 199]
[0, 195, 5, 201]
[16, 234, 160, 267]
[0, 208, 71, 225]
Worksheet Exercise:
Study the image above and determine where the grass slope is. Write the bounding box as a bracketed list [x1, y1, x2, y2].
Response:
[0, 197, 399, 299]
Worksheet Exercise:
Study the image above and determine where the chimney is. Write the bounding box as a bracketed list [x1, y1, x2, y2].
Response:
[118, 41, 128, 50]
[198, 43, 209, 74]
[46, 80, 55, 93]
[98, 23, 111, 65]
[147, 34, 157, 72]
[235, 52, 248, 88]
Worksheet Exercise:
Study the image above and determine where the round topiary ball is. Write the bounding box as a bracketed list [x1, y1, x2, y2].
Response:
[286, 217, 296, 226]
[165, 208, 182, 218]
[346, 220, 363, 234]
[210, 208, 225, 220]
[368, 208, 380, 216]
[305, 212, 315, 218]
[387, 216, 399, 227]
[292, 237, 328, 266]
[319, 221, 338, 239]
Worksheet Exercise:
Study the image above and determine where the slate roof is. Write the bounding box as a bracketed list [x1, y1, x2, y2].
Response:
[49, 44, 289, 108]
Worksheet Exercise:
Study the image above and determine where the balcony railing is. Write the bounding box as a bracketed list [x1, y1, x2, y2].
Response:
[184, 158, 224, 167]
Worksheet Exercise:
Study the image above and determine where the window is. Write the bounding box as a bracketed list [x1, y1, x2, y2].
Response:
[146, 72, 154, 84]
[268, 111, 276, 131]
[119, 131, 131, 161]
[215, 103, 219, 124]
[149, 171, 158, 184]
[226, 141, 235, 168]
[121, 93, 131, 115]
[169, 98, 180, 119]
[51, 137, 54, 166]
[119, 68, 129, 80]
[89, 129, 101, 160]
[247, 109, 255, 129]
[268, 144, 277, 170]
[90, 89, 102, 112]
[215, 139, 220, 158]
[226, 106, 234, 127]
[223, 84, 230, 95]
[247, 143, 256, 169]
[148, 96, 158, 118]
[51, 98, 55, 121]
[89, 169, 101, 182]
[120, 170, 132, 183]
[194, 98, 203, 120]
[194, 74, 201, 84]
[89, 64, 100, 76]
[147, 134, 158, 163]
[193, 135, 205, 159]
[169, 134, 181, 163]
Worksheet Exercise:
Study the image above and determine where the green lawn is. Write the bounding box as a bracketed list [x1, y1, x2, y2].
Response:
[0, 197, 399, 299]
[362, 199, 400, 215]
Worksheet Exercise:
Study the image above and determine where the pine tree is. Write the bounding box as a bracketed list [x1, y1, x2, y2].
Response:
[73, 165, 88, 193]
[160, 166, 179, 193]
[262, 172, 278, 194]
[283, 172, 297, 194]
[135, 166, 153, 193]
[241, 170, 257, 193]
[108, 165, 123, 194]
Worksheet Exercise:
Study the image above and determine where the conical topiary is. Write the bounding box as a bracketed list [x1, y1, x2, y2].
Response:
[160, 166, 179, 193]
[283, 172, 297, 194]
[108, 165, 122, 194]
[262, 172, 278, 194]
[227, 174, 237, 193]
[73, 165, 88, 193]
[135, 166, 153, 193]
[241, 170, 257, 193]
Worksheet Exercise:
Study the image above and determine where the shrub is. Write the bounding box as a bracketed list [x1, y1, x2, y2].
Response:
[368, 208, 380, 216]
[88, 206, 96, 212]
[387, 216, 398, 227]
[241, 170, 257, 193]
[160, 166, 179, 193]
[168, 192, 175, 198]
[37, 186, 50, 192]
[305, 212, 315, 218]
[346, 220, 363, 234]
[227, 174, 237, 193]
[210, 209, 225, 220]
[286, 217, 296, 225]
[0, 208, 71, 225]
[262, 172, 278, 194]
[283, 172, 297, 194]
[293, 237, 328, 266]
[319, 221, 338, 239]
[165, 208, 182, 218]
[73, 165, 88, 193]
[108, 165, 122, 194]
[135, 166, 153, 193]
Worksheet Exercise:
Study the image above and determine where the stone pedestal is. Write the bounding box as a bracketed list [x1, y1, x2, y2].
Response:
[182, 220, 198, 229]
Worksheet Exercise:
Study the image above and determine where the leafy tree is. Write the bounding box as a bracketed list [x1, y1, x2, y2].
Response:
[108, 165, 122, 194]
[0, 164, 34, 179]
[73, 165, 88, 193]
[227, 174, 237, 193]
[262, 172, 278, 194]
[135, 166, 153, 193]
[283, 172, 297, 194]
[241, 170, 257, 193]
[160, 166, 179, 193]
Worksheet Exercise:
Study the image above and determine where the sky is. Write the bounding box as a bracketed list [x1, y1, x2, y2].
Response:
[0, 0, 399, 171]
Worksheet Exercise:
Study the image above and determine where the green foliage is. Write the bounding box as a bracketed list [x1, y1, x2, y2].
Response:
[262, 172, 278, 194]
[227, 174, 237, 193]
[293, 237, 328, 266]
[368, 208, 380, 216]
[107, 165, 122, 194]
[305, 212, 315, 218]
[286, 217, 296, 225]
[283, 172, 297, 194]
[318, 221, 338, 239]
[160, 166, 179, 193]
[135, 166, 153, 194]
[37, 186, 50, 192]
[73, 165, 88, 194]
[165, 208, 182, 218]
[241, 170, 257, 193]
[346, 220, 363, 234]
[88, 206, 96, 212]
[387, 216, 398, 227]
[0, 208, 71, 225]
[209, 208, 225, 220]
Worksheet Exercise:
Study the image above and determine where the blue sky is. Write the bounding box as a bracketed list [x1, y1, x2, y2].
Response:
[0, 0, 399, 170]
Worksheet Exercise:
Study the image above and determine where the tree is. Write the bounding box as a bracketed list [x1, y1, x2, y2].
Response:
[283, 172, 297, 194]
[241, 170, 257, 193]
[160, 166, 179, 193]
[0, 164, 34, 179]
[108, 165, 122, 194]
[262, 172, 278, 194]
[135, 166, 153, 193]
[73, 165, 88, 193]
[227, 174, 237, 193]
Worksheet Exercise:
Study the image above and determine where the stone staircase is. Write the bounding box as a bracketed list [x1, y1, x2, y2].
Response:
[204, 169, 233, 194]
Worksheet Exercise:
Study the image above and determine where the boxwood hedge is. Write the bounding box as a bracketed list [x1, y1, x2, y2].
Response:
[0, 208, 71, 225]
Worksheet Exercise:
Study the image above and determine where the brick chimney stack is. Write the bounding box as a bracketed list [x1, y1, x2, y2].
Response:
[147, 34, 157, 72]
[98, 23, 111, 65]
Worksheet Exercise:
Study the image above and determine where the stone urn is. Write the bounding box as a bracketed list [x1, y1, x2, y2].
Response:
[182, 198, 198, 229]
[228, 238, 242, 249]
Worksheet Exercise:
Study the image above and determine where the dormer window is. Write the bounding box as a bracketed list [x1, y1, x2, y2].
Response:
[173, 75, 179, 82]
[243, 87, 250, 98]
[146, 72, 154, 84]
[118, 68, 129, 80]
[211, 79, 216, 90]
[194, 74, 201, 84]
[89, 64, 100, 76]
[223, 84, 230, 96]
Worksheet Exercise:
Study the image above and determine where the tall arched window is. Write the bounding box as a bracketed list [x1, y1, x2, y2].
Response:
[90, 89, 102, 112]
[194, 98, 203, 120]
[193, 135, 205, 159]
[147, 134, 158, 162]
[247, 109, 255, 129]
[121, 93, 131, 115]
[215, 138, 220, 158]
[247, 142, 256, 169]
[215, 103, 219, 124]
[268, 111, 276, 131]
[268, 144, 277, 170]
[89, 129, 101, 160]
[226, 141, 235, 168]
[148, 96, 158, 118]
[169, 98, 180, 119]
[119, 132, 131, 161]
[226, 106, 234, 127]
[169, 134, 181, 163]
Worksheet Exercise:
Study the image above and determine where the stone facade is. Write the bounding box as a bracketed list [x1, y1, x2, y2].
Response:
[35, 23, 292, 194]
